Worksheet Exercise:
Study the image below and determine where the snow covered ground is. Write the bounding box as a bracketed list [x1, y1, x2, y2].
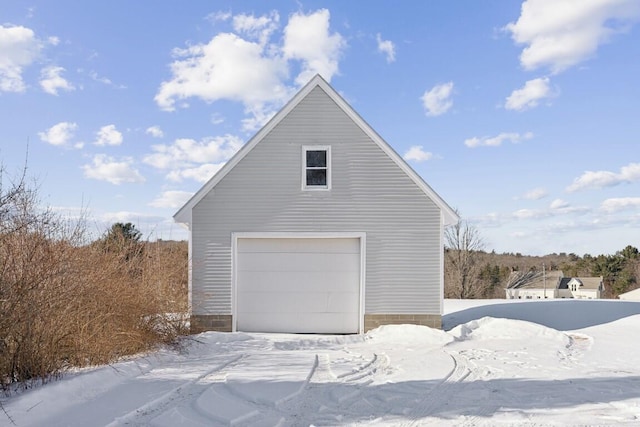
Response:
[4, 299, 640, 426]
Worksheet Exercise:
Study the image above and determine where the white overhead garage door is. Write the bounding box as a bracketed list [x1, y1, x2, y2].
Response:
[235, 237, 361, 333]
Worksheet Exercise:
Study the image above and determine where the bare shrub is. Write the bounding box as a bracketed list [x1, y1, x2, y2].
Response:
[0, 166, 188, 392]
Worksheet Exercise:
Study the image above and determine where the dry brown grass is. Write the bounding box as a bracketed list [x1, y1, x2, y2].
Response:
[0, 169, 187, 392]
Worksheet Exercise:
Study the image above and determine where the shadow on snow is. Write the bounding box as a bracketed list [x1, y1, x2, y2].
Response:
[443, 300, 640, 331]
[238, 375, 640, 424]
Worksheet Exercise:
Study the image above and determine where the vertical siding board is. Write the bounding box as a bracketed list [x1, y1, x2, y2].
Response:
[192, 86, 442, 316]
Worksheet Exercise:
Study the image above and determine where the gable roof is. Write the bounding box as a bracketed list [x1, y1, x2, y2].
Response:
[568, 277, 604, 290]
[174, 74, 459, 226]
[508, 270, 564, 290]
[508, 271, 603, 291]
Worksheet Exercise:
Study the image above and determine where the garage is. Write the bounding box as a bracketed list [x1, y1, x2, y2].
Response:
[234, 236, 362, 333]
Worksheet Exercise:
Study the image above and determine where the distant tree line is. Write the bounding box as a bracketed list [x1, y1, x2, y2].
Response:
[444, 216, 639, 299]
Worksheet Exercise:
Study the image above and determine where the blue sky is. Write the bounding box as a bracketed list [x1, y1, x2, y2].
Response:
[1, 0, 639, 256]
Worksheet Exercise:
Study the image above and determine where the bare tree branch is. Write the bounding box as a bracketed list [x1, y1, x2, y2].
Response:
[444, 214, 486, 299]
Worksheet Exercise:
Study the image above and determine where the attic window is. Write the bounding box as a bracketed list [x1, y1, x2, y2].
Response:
[302, 146, 331, 190]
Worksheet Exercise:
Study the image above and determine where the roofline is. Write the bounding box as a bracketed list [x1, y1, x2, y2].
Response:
[174, 74, 459, 226]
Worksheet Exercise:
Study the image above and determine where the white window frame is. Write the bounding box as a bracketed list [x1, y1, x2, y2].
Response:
[302, 145, 331, 190]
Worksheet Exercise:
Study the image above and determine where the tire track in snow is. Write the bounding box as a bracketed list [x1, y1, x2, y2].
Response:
[264, 352, 390, 426]
[398, 350, 475, 426]
[105, 354, 245, 426]
[336, 353, 390, 385]
[442, 332, 596, 427]
[457, 332, 596, 426]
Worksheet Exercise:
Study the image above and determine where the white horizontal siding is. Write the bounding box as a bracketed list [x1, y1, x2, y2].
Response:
[192, 86, 442, 316]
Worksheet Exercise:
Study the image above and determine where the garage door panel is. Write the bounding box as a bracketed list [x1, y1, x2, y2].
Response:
[238, 252, 359, 273]
[237, 312, 357, 334]
[238, 238, 359, 254]
[327, 291, 360, 312]
[236, 237, 361, 333]
[238, 291, 328, 313]
[238, 291, 359, 314]
[237, 270, 360, 292]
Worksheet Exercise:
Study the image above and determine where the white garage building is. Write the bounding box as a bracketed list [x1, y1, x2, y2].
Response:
[174, 75, 458, 334]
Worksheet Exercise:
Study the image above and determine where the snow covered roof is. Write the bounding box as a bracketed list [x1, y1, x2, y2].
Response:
[507, 270, 564, 289]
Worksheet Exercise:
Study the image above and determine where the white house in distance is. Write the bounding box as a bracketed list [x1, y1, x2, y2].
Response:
[505, 270, 604, 300]
[174, 75, 459, 334]
[618, 288, 640, 301]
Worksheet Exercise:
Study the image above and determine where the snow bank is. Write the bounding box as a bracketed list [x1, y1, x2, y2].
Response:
[449, 316, 571, 347]
[365, 324, 454, 347]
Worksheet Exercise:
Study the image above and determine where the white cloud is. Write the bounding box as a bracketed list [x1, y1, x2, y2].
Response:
[47, 36, 60, 46]
[87, 70, 126, 89]
[149, 190, 194, 208]
[146, 126, 164, 138]
[505, 0, 640, 73]
[82, 154, 145, 185]
[550, 198, 570, 210]
[601, 197, 640, 213]
[523, 187, 548, 200]
[376, 33, 396, 63]
[621, 162, 640, 180]
[206, 11, 232, 23]
[155, 32, 289, 130]
[0, 25, 42, 92]
[464, 131, 533, 148]
[144, 135, 242, 169]
[512, 208, 544, 220]
[233, 11, 279, 45]
[38, 121, 78, 146]
[155, 9, 345, 132]
[240, 109, 278, 134]
[403, 145, 433, 162]
[505, 77, 553, 111]
[512, 200, 589, 221]
[144, 134, 243, 183]
[89, 71, 111, 84]
[94, 124, 123, 146]
[283, 9, 346, 86]
[421, 82, 454, 116]
[567, 170, 619, 191]
[39, 65, 75, 95]
[166, 163, 225, 183]
[566, 162, 640, 192]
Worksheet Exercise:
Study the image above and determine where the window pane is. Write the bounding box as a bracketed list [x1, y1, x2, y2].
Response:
[306, 150, 326, 167]
[306, 169, 327, 186]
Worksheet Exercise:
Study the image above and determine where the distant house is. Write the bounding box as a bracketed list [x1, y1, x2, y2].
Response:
[174, 75, 459, 334]
[505, 271, 604, 300]
[618, 288, 640, 301]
